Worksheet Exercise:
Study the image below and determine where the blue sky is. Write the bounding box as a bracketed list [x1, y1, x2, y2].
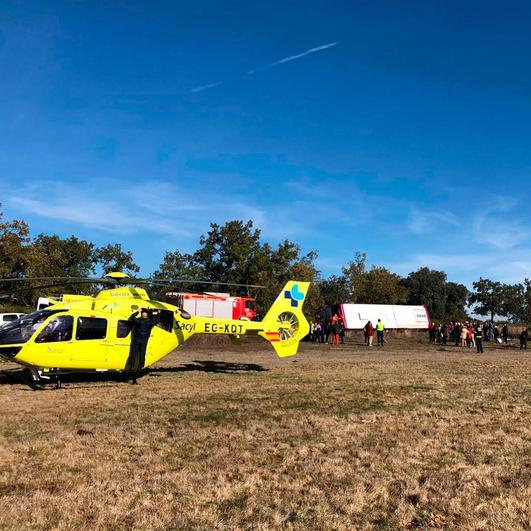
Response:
[1, 0, 531, 285]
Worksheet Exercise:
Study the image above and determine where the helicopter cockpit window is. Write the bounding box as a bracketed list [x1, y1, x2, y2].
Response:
[0, 310, 62, 345]
[76, 317, 107, 341]
[35, 315, 73, 343]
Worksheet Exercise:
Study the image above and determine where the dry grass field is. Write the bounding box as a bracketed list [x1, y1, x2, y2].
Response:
[0, 336, 530, 530]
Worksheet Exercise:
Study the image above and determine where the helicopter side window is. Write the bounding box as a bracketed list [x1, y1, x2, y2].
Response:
[35, 316, 74, 343]
[156, 310, 174, 332]
[76, 317, 107, 340]
[117, 320, 132, 338]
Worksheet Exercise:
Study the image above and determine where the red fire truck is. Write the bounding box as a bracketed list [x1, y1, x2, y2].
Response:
[165, 292, 258, 321]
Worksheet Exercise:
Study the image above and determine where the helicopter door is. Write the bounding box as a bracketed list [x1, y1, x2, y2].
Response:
[114, 318, 134, 370]
[73, 316, 110, 368]
[145, 310, 176, 365]
[32, 315, 75, 367]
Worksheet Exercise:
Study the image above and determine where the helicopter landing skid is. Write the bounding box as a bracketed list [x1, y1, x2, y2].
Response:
[29, 369, 62, 390]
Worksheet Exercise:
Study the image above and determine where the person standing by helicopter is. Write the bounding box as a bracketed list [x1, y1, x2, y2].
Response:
[126, 308, 160, 384]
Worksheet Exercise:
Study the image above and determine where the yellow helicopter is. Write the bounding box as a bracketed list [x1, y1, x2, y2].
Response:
[0, 273, 310, 387]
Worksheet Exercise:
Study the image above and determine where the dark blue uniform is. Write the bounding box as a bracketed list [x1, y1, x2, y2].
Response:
[126, 312, 159, 381]
[520, 329, 528, 350]
[474, 327, 483, 353]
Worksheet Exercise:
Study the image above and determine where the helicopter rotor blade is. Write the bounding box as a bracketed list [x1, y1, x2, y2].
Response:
[146, 279, 265, 289]
[0, 280, 113, 294]
[0, 276, 265, 293]
[0, 277, 114, 284]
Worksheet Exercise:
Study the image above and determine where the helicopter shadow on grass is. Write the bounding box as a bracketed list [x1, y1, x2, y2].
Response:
[149, 360, 269, 375]
[0, 367, 134, 389]
[0, 360, 268, 389]
[0, 368, 30, 386]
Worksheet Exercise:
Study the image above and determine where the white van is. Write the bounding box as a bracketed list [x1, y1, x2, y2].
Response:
[0, 313, 25, 327]
[36, 296, 63, 310]
[37, 297, 52, 310]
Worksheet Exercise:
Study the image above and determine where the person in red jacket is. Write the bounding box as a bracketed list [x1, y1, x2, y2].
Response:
[366, 320, 375, 347]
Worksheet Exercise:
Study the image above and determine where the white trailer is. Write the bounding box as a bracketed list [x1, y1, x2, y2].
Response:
[340, 304, 430, 330]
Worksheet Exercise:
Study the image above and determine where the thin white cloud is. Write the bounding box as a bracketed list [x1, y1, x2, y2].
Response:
[7, 175, 530, 285]
[22, 173, 358, 242]
[390, 253, 494, 275]
[472, 197, 530, 249]
[474, 216, 530, 249]
[190, 81, 223, 93]
[315, 256, 344, 272]
[6, 180, 266, 238]
[247, 42, 337, 75]
[9, 193, 192, 237]
[487, 259, 531, 283]
[390, 250, 531, 286]
[407, 208, 460, 234]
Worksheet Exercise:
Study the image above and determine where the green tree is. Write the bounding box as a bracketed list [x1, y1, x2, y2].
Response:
[193, 220, 270, 286]
[320, 275, 350, 306]
[444, 282, 469, 321]
[521, 279, 531, 324]
[356, 267, 408, 304]
[1, 229, 98, 305]
[26, 235, 97, 299]
[499, 281, 531, 324]
[152, 250, 206, 297]
[0, 208, 31, 279]
[95, 243, 140, 275]
[153, 250, 202, 279]
[286, 251, 323, 319]
[29, 234, 96, 278]
[194, 221, 313, 313]
[402, 268, 447, 320]
[341, 251, 367, 300]
[341, 253, 408, 304]
[154, 220, 318, 317]
[0, 207, 32, 306]
[469, 278, 507, 322]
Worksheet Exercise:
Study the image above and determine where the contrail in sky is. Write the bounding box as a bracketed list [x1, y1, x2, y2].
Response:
[246, 42, 337, 75]
[190, 42, 338, 93]
[191, 81, 223, 93]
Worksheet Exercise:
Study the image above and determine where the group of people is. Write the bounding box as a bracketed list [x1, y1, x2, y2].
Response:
[429, 321, 528, 352]
[309, 316, 387, 347]
[308, 315, 529, 353]
[309, 314, 345, 345]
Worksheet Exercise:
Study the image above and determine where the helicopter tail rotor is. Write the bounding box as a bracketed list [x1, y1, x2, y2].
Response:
[259, 281, 310, 358]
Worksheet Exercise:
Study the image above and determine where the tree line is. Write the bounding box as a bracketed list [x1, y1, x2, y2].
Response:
[1, 207, 530, 323]
[0, 208, 139, 309]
